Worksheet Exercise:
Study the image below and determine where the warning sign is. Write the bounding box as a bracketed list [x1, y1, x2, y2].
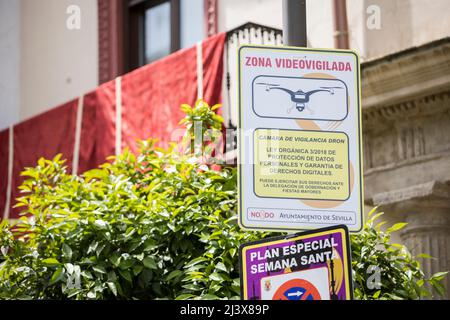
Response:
[238, 45, 364, 232]
[239, 225, 353, 300]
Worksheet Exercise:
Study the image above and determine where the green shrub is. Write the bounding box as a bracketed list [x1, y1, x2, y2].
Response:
[351, 210, 448, 299]
[0, 100, 446, 300]
[0, 143, 249, 299]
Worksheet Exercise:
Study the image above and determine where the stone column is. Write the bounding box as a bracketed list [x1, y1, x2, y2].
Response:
[373, 181, 450, 299]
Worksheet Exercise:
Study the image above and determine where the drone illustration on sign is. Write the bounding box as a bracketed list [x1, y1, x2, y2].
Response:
[257, 82, 344, 114]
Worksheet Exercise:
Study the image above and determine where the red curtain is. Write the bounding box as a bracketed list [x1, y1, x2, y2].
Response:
[0, 32, 226, 220]
[78, 91, 102, 173]
[120, 45, 198, 152]
[120, 32, 226, 152]
[10, 101, 78, 218]
[203, 33, 226, 110]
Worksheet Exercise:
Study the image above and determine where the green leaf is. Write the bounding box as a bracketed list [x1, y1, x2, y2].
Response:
[180, 104, 192, 113]
[84, 168, 107, 181]
[185, 257, 207, 268]
[367, 206, 379, 219]
[119, 257, 134, 270]
[368, 211, 384, 223]
[182, 283, 202, 291]
[133, 264, 144, 276]
[93, 265, 107, 274]
[118, 269, 133, 283]
[42, 258, 60, 266]
[387, 223, 407, 233]
[375, 221, 387, 230]
[209, 272, 224, 282]
[62, 243, 73, 260]
[176, 294, 196, 300]
[109, 253, 120, 267]
[166, 270, 182, 281]
[94, 220, 108, 230]
[143, 256, 157, 269]
[431, 281, 446, 297]
[372, 290, 381, 299]
[50, 267, 64, 285]
[417, 253, 434, 259]
[211, 104, 222, 112]
[430, 271, 449, 281]
[216, 262, 227, 273]
[416, 279, 425, 287]
[87, 241, 99, 255]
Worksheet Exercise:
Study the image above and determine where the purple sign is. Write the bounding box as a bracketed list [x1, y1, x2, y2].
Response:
[239, 225, 353, 300]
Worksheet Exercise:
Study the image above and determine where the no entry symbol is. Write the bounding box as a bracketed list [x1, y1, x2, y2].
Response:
[272, 279, 322, 300]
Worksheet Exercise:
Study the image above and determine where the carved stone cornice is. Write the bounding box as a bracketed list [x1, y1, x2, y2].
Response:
[364, 151, 450, 178]
[361, 40, 450, 169]
[362, 91, 450, 126]
[362, 37, 450, 112]
[372, 180, 450, 236]
[373, 180, 450, 209]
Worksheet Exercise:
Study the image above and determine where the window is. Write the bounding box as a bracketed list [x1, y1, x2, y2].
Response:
[127, 0, 205, 71]
[180, 0, 204, 49]
[144, 2, 171, 63]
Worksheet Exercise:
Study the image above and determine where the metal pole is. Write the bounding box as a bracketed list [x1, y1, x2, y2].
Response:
[332, 0, 350, 49]
[282, 0, 307, 47]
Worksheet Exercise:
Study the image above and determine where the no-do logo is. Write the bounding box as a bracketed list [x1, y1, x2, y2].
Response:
[249, 210, 275, 220]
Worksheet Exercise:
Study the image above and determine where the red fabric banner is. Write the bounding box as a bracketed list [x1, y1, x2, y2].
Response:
[92, 80, 117, 164]
[120, 45, 198, 152]
[77, 92, 102, 173]
[202, 33, 226, 110]
[11, 100, 78, 218]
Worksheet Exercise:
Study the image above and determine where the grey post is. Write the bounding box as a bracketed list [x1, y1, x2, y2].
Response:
[282, 0, 307, 47]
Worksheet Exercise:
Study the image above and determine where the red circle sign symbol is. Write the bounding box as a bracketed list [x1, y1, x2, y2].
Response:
[272, 279, 322, 300]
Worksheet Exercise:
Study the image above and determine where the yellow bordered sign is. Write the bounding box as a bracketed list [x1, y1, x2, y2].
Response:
[237, 45, 364, 232]
[239, 225, 353, 300]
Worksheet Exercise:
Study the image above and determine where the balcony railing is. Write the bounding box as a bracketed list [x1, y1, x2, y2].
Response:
[221, 23, 283, 160]
[223, 23, 283, 129]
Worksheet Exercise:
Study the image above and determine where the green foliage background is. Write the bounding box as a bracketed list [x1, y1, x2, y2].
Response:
[0, 101, 446, 300]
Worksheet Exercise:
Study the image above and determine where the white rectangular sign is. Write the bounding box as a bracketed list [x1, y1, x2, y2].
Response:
[238, 45, 364, 233]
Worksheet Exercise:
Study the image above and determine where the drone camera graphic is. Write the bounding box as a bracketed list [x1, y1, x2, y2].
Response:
[257, 82, 344, 114]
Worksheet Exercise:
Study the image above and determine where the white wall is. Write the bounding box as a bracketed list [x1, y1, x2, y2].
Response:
[20, 0, 98, 121]
[0, 0, 20, 130]
[347, 0, 450, 60]
[305, 0, 334, 49]
[218, 0, 283, 31]
[217, 0, 334, 49]
[218, 0, 450, 61]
